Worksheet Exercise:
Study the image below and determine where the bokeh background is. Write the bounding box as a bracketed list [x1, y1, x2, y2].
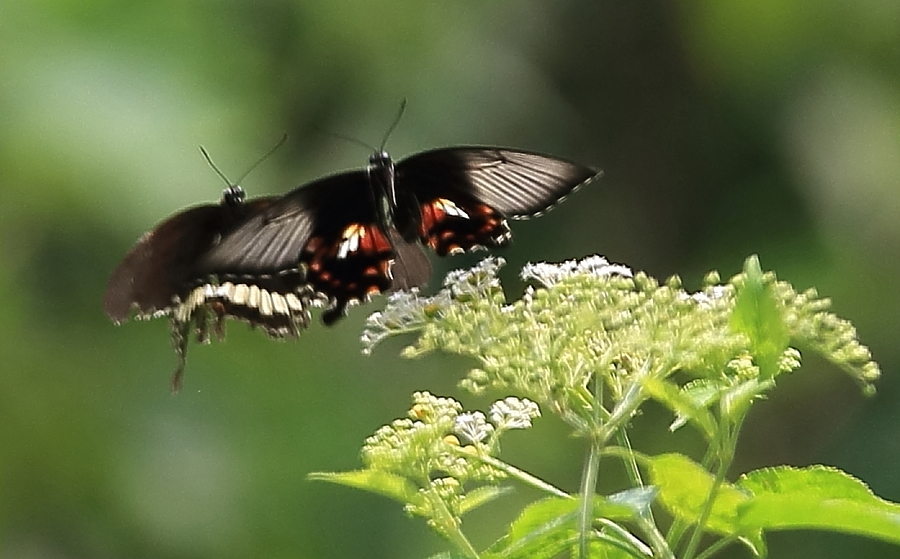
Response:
[2, 1, 899, 558]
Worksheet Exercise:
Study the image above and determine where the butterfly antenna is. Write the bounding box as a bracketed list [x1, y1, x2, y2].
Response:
[311, 124, 377, 153]
[199, 134, 288, 188]
[199, 145, 235, 187]
[236, 133, 288, 184]
[379, 98, 407, 152]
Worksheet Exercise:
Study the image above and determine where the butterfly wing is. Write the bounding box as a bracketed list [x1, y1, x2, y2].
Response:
[103, 199, 276, 323]
[199, 172, 428, 325]
[397, 147, 599, 255]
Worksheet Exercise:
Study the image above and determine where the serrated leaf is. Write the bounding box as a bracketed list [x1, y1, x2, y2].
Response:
[737, 466, 900, 544]
[730, 256, 789, 379]
[506, 497, 579, 543]
[581, 539, 648, 559]
[308, 470, 422, 507]
[494, 498, 576, 559]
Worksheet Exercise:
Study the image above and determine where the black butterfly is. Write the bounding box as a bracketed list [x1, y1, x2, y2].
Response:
[197, 147, 600, 324]
[104, 134, 328, 390]
[105, 145, 598, 391]
[103, 181, 318, 391]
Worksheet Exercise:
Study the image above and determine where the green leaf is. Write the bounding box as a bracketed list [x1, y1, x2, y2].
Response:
[505, 497, 578, 543]
[720, 377, 772, 422]
[737, 466, 900, 544]
[643, 377, 718, 440]
[307, 470, 422, 507]
[458, 485, 512, 516]
[648, 453, 764, 552]
[489, 498, 577, 559]
[489, 497, 647, 559]
[730, 255, 789, 379]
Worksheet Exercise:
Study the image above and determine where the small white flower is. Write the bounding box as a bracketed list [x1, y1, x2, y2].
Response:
[454, 411, 494, 443]
[490, 397, 541, 430]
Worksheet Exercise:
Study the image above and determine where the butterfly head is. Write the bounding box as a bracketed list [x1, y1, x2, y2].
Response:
[366, 150, 397, 207]
[367, 150, 392, 168]
[221, 185, 246, 208]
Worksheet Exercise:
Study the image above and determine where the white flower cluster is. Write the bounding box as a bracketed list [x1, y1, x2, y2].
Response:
[453, 411, 493, 444]
[490, 396, 541, 430]
[521, 256, 632, 288]
[453, 397, 541, 444]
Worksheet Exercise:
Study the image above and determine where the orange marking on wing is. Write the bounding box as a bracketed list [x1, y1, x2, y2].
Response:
[305, 236, 323, 252]
[419, 200, 448, 237]
[361, 225, 391, 253]
[363, 265, 379, 277]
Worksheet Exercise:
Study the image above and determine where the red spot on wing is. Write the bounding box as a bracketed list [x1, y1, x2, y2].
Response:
[419, 198, 511, 256]
[300, 222, 397, 324]
[359, 226, 391, 253]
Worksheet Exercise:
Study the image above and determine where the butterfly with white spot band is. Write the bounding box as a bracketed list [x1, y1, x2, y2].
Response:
[103, 181, 323, 392]
[104, 146, 599, 391]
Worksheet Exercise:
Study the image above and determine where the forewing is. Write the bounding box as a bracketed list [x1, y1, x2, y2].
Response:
[398, 147, 599, 219]
[198, 192, 320, 275]
[396, 147, 598, 255]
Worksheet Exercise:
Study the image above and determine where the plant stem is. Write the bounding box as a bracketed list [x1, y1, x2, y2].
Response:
[632, 515, 676, 559]
[578, 436, 603, 559]
[595, 518, 654, 558]
[430, 491, 480, 559]
[693, 536, 739, 559]
[616, 430, 654, 524]
[457, 449, 570, 498]
[666, 417, 723, 550]
[681, 412, 746, 559]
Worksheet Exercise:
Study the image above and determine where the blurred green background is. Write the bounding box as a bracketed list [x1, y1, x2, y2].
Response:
[2, 1, 899, 558]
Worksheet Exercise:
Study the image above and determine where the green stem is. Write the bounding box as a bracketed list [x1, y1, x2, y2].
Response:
[666, 420, 724, 550]
[596, 359, 655, 443]
[577, 368, 609, 559]
[632, 515, 676, 559]
[681, 453, 730, 559]
[578, 437, 603, 559]
[681, 411, 747, 559]
[595, 518, 653, 558]
[455, 449, 570, 498]
[615, 430, 653, 522]
[612, 431, 676, 559]
[429, 491, 480, 559]
[693, 536, 739, 559]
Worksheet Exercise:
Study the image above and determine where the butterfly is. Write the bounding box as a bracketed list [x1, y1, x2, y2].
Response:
[196, 147, 600, 324]
[104, 141, 319, 391]
[105, 143, 599, 391]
